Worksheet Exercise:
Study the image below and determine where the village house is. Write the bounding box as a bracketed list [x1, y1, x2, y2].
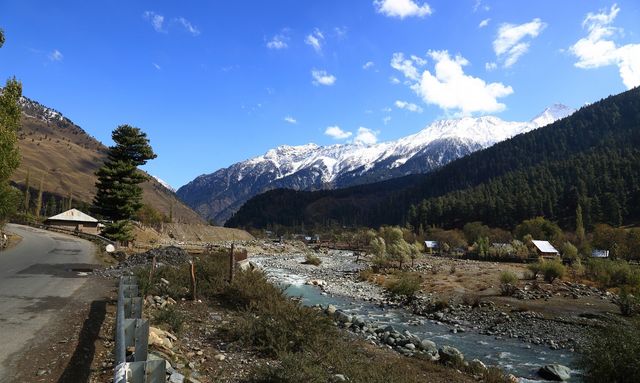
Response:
[44, 208, 101, 235]
[591, 249, 610, 258]
[531, 240, 560, 258]
[424, 240, 439, 255]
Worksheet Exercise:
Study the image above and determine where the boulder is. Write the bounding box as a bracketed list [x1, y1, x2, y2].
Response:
[334, 310, 351, 323]
[169, 372, 185, 383]
[538, 364, 571, 381]
[419, 339, 438, 354]
[469, 359, 487, 372]
[438, 345, 464, 365]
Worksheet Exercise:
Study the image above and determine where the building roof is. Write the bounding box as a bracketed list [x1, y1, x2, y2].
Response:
[424, 240, 438, 248]
[592, 249, 610, 258]
[531, 240, 559, 254]
[46, 208, 98, 223]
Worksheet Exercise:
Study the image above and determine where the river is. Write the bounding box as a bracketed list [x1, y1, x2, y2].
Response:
[262, 265, 581, 382]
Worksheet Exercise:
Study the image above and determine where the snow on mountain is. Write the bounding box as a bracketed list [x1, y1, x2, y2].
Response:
[177, 105, 575, 224]
[152, 176, 176, 193]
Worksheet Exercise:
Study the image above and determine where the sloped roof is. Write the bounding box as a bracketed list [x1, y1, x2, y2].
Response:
[46, 208, 98, 223]
[424, 240, 438, 248]
[532, 240, 559, 254]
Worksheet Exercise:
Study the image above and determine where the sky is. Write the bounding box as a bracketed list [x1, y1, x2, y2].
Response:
[1, 0, 639, 189]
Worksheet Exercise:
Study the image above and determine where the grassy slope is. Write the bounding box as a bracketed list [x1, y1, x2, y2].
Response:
[12, 113, 205, 224]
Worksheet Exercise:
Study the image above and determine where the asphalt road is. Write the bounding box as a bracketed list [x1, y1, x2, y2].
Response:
[0, 224, 101, 382]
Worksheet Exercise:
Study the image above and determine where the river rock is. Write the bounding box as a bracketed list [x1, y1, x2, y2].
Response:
[326, 304, 337, 316]
[169, 372, 185, 383]
[469, 359, 487, 372]
[438, 345, 464, 365]
[538, 364, 571, 381]
[334, 310, 351, 323]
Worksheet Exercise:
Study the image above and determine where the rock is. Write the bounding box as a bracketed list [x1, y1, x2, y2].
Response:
[160, 278, 170, 285]
[169, 372, 185, 383]
[420, 339, 438, 354]
[404, 343, 416, 351]
[506, 374, 519, 383]
[538, 364, 571, 381]
[326, 304, 337, 316]
[214, 354, 226, 361]
[332, 374, 347, 382]
[334, 310, 351, 323]
[438, 345, 464, 365]
[469, 359, 487, 372]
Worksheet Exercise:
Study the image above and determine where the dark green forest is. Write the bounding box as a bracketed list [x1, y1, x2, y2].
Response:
[226, 87, 640, 231]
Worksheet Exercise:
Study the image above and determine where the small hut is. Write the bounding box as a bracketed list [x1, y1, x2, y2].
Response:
[531, 240, 559, 259]
[44, 209, 100, 235]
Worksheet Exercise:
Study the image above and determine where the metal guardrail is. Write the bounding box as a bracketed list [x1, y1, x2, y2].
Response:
[114, 276, 165, 383]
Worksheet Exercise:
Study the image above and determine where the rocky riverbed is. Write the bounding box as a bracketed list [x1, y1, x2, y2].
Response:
[251, 249, 620, 353]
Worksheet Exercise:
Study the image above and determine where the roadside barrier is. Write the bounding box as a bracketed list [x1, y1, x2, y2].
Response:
[114, 276, 165, 383]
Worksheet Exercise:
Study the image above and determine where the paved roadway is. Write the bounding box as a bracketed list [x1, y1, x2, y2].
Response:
[0, 224, 101, 382]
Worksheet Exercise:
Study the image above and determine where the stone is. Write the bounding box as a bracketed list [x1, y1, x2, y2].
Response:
[404, 343, 416, 351]
[169, 372, 185, 383]
[438, 345, 464, 365]
[214, 354, 226, 361]
[538, 364, 571, 381]
[332, 374, 347, 382]
[469, 359, 487, 372]
[326, 304, 337, 316]
[419, 339, 438, 354]
[160, 278, 170, 285]
[334, 310, 351, 323]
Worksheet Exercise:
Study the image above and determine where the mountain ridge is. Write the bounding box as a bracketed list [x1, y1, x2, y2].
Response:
[178, 104, 574, 224]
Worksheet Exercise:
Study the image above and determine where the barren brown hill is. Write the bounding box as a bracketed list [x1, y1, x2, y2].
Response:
[11, 97, 205, 224]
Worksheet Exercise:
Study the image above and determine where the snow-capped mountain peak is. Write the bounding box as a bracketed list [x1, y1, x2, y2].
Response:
[177, 104, 576, 224]
[531, 104, 574, 127]
[152, 176, 176, 193]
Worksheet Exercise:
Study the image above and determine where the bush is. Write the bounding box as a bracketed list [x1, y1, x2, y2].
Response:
[462, 294, 482, 308]
[303, 253, 322, 266]
[617, 288, 638, 317]
[527, 263, 542, 279]
[577, 321, 640, 383]
[358, 268, 375, 282]
[153, 306, 184, 334]
[499, 271, 518, 296]
[541, 260, 565, 283]
[585, 259, 640, 290]
[385, 273, 422, 301]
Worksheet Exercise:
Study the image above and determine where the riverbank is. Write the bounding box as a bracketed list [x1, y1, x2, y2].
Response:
[250, 247, 621, 353]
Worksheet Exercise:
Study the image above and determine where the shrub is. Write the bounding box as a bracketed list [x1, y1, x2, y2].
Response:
[585, 259, 640, 290]
[541, 260, 565, 283]
[617, 288, 638, 317]
[499, 271, 518, 296]
[153, 306, 184, 334]
[527, 263, 542, 279]
[385, 273, 421, 301]
[577, 321, 640, 383]
[303, 253, 322, 266]
[358, 268, 375, 282]
[462, 294, 482, 308]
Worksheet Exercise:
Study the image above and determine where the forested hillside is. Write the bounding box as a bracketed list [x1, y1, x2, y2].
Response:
[226, 87, 640, 231]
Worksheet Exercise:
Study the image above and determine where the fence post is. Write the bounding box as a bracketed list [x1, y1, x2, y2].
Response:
[190, 259, 197, 301]
[229, 244, 235, 283]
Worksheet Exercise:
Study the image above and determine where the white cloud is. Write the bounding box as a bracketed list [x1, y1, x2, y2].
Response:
[392, 50, 513, 115]
[383, 116, 392, 125]
[267, 30, 289, 50]
[143, 11, 165, 33]
[334, 26, 348, 38]
[493, 18, 546, 68]
[485, 62, 497, 71]
[479, 18, 490, 28]
[48, 49, 63, 62]
[473, 0, 490, 12]
[305, 29, 324, 53]
[175, 17, 200, 36]
[311, 69, 336, 86]
[363, 61, 375, 70]
[395, 100, 423, 113]
[374, 0, 432, 19]
[284, 116, 297, 124]
[152, 62, 161, 70]
[391, 52, 421, 80]
[354, 127, 378, 145]
[325, 126, 352, 140]
[390, 76, 401, 84]
[570, 4, 640, 89]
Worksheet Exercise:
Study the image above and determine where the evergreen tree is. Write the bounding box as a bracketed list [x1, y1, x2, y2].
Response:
[0, 27, 22, 223]
[45, 195, 57, 217]
[576, 204, 585, 244]
[35, 175, 44, 218]
[23, 169, 30, 213]
[93, 125, 156, 241]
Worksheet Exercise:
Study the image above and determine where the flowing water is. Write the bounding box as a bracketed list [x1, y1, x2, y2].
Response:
[265, 267, 581, 383]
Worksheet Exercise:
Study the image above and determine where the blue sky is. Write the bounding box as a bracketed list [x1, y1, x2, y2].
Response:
[1, 1, 639, 188]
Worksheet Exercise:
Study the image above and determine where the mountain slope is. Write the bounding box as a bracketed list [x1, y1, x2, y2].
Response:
[12, 96, 205, 224]
[226, 88, 640, 230]
[179, 105, 574, 224]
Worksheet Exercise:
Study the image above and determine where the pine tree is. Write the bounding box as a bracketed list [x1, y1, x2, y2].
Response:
[35, 175, 44, 218]
[0, 28, 22, 224]
[576, 204, 585, 245]
[93, 125, 156, 242]
[45, 195, 57, 217]
[23, 169, 30, 214]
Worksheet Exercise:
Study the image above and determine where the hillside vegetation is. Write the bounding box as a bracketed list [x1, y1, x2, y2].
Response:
[227, 87, 640, 231]
[12, 98, 204, 224]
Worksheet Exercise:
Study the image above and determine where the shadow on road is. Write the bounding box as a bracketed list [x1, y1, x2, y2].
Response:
[57, 300, 107, 383]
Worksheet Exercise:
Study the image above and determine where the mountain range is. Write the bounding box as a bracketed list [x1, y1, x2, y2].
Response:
[225, 88, 640, 231]
[177, 104, 574, 224]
